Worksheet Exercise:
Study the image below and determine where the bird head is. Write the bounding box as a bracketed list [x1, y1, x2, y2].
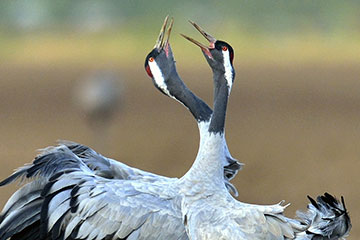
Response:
[181, 21, 235, 92]
[145, 16, 179, 97]
[181, 21, 234, 72]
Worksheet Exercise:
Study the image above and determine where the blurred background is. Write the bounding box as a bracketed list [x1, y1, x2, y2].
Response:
[0, 0, 359, 238]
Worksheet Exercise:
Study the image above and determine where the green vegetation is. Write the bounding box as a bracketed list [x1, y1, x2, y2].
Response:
[1, 0, 359, 33]
[0, 0, 359, 65]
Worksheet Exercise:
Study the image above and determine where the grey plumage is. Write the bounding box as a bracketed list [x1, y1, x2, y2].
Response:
[295, 193, 351, 239]
[180, 20, 351, 240]
[0, 143, 187, 240]
[0, 17, 351, 240]
[0, 18, 242, 240]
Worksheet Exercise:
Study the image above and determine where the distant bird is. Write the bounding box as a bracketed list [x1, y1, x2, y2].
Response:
[179, 20, 351, 240]
[73, 70, 124, 150]
[0, 17, 240, 240]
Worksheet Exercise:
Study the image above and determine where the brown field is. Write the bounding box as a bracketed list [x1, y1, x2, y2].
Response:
[0, 63, 359, 238]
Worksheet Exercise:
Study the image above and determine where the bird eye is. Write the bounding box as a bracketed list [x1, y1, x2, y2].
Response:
[222, 46, 228, 51]
[149, 57, 154, 62]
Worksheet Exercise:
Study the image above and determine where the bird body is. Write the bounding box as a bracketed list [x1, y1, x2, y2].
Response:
[0, 17, 240, 240]
[179, 20, 351, 240]
[179, 131, 305, 240]
[0, 17, 351, 240]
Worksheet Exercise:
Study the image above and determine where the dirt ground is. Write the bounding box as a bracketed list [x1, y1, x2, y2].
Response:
[0, 63, 358, 238]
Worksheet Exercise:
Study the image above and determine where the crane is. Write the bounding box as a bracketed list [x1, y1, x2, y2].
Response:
[0, 17, 239, 240]
[0, 17, 351, 240]
[145, 17, 242, 194]
[73, 70, 124, 151]
[178, 20, 351, 240]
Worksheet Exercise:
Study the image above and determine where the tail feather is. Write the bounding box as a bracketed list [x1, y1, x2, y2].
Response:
[296, 193, 351, 239]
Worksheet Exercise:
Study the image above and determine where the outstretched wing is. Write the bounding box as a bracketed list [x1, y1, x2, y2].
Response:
[41, 163, 186, 239]
[64, 141, 240, 196]
[236, 193, 352, 240]
[234, 203, 307, 239]
[62, 141, 170, 181]
[0, 145, 187, 240]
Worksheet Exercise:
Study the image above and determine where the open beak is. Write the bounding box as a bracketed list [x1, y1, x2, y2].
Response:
[181, 20, 217, 59]
[154, 16, 174, 52]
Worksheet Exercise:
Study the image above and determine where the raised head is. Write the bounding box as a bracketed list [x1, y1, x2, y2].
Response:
[145, 16, 212, 122]
[145, 18, 242, 193]
[181, 21, 235, 93]
[144, 16, 178, 98]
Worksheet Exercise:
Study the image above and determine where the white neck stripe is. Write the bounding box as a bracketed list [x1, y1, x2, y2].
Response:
[149, 60, 184, 105]
[148, 60, 172, 97]
[222, 50, 233, 95]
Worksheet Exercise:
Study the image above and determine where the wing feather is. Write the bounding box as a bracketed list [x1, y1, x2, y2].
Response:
[34, 158, 187, 239]
[0, 142, 188, 239]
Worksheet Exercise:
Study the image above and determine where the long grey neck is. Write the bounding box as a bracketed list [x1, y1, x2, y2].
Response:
[208, 71, 229, 134]
[180, 71, 231, 193]
[167, 73, 212, 123]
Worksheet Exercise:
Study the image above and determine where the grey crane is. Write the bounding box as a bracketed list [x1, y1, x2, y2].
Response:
[73, 70, 124, 151]
[178, 20, 351, 240]
[0, 17, 240, 240]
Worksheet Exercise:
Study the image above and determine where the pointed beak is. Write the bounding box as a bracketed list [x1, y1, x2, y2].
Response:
[154, 16, 174, 52]
[181, 20, 217, 59]
[188, 20, 216, 44]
